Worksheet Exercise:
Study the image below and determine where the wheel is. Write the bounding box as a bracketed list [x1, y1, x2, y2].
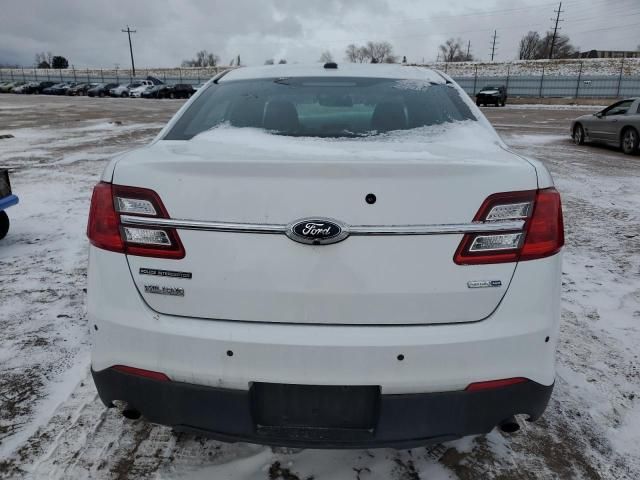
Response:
[501, 100, 506, 107]
[621, 128, 639, 155]
[169, 92, 175, 99]
[121, 92, 128, 98]
[99, 91, 105, 98]
[573, 124, 585, 145]
[476, 99, 481, 106]
[0, 211, 9, 240]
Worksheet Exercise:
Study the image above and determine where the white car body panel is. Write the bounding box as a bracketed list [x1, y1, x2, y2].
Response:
[114, 131, 537, 325]
[89, 247, 560, 393]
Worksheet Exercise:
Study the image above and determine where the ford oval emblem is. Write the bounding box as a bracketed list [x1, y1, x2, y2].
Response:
[286, 217, 349, 245]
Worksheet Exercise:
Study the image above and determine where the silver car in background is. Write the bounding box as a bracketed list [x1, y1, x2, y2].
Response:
[571, 98, 640, 155]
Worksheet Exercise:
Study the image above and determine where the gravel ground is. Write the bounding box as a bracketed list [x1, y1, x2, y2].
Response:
[0, 95, 638, 479]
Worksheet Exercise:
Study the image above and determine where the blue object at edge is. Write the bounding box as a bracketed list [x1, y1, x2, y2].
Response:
[0, 194, 19, 211]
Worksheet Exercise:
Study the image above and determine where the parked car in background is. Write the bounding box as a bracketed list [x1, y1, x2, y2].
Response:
[572, 98, 640, 155]
[11, 82, 38, 94]
[0, 81, 25, 93]
[45, 82, 77, 95]
[25, 81, 56, 94]
[193, 83, 207, 92]
[162, 83, 196, 99]
[129, 84, 153, 98]
[109, 84, 131, 97]
[0, 169, 19, 240]
[476, 85, 507, 107]
[141, 84, 170, 99]
[110, 80, 153, 97]
[67, 83, 99, 96]
[87, 83, 119, 97]
[87, 63, 564, 448]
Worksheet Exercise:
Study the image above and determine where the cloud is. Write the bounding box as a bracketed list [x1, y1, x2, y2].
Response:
[0, 0, 634, 68]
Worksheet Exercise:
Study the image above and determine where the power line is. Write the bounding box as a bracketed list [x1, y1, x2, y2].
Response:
[549, 2, 565, 59]
[121, 25, 137, 76]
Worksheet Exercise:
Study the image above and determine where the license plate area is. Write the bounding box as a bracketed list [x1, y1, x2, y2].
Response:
[251, 383, 380, 432]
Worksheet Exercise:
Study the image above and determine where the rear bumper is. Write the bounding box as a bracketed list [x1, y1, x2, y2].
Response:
[92, 366, 553, 449]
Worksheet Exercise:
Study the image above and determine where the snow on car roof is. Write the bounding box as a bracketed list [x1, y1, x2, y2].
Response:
[219, 64, 447, 83]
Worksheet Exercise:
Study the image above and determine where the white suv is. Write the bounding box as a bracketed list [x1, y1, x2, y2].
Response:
[87, 64, 564, 448]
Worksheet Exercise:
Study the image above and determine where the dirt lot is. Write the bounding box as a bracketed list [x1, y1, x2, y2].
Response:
[0, 95, 638, 479]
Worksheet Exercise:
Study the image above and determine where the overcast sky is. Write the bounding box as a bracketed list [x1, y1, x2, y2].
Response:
[1, 0, 638, 68]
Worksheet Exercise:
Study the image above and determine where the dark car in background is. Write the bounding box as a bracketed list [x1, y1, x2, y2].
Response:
[43, 82, 77, 95]
[476, 85, 507, 107]
[67, 83, 99, 96]
[87, 83, 119, 97]
[162, 83, 195, 99]
[571, 98, 640, 155]
[26, 81, 56, 94]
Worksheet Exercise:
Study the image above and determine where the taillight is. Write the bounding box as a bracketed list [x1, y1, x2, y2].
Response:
[87, 182, 185, 259]
[454, 188, 564, 265]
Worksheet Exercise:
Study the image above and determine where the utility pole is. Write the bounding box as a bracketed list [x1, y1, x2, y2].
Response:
[121, 25, 137, 77]
[549, 2, 564, 59]
[466, 40, 471, 60]
[490, 30, 498, 61]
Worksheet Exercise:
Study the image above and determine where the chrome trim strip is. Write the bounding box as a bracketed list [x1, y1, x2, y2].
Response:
[347, 221, 524, 235]
[120, 215, 524, 235]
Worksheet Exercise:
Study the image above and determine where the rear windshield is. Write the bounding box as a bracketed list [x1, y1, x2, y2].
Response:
[164, 77, 476, 140]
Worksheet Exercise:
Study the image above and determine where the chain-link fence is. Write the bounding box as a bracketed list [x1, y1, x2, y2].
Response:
[1, 65, 639, 98]
[454, 74, 640, 98]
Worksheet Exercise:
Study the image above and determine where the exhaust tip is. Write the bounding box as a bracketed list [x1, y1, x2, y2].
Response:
[122, 408, 141, 420]
[499, 416, 520, 433]
[113, 400, 142, 420]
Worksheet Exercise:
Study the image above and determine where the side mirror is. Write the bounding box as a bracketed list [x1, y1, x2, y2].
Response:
[595, 112, 603, 118]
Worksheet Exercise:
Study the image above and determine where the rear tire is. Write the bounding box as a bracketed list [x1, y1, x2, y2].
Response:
[0, 211, 9, 240]
[573, 124, 585, 145]
[621, 127, 639, 155]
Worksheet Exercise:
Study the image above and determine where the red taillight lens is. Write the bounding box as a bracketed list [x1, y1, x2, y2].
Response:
[520, 188, 564, 261]
[87, 182, 124, 252]
[454, 188, 564, 265]
[112, 365, 171, 382]
[465, 377, 528, 392]
[87, 182, 185, 259]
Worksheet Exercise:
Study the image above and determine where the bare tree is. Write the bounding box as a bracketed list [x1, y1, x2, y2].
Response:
[365, 41, 396, 63]
[536, 32, 576, 59]
[319, 51, 334, 63]
[345, 44, 361, 62]
[35, 51, 53, 68]
[517, 31, 577, 60]
[438, 38, 472, 62]
[181, 50, 220, 67]
[519, 31, 540, 60]
[345, 42, 396, 63]
[278, 59, 287, 64]
[264, 59, 275, 65]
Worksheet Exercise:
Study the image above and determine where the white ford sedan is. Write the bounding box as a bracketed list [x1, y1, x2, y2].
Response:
[87, 63, 564, 448]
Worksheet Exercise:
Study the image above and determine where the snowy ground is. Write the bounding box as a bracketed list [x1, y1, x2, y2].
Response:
[0, 96, 638, 479]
